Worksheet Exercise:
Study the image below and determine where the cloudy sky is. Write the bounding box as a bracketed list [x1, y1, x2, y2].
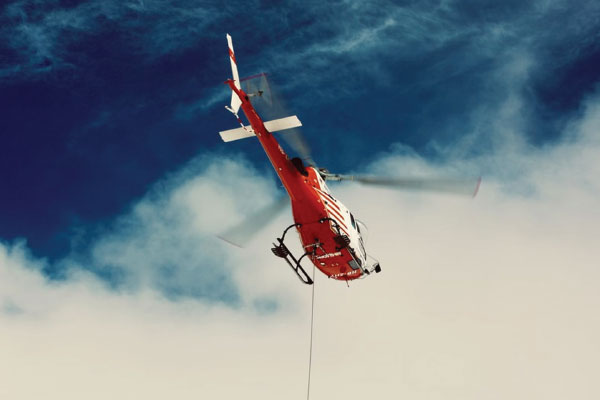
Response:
[2, 0, 600, 399]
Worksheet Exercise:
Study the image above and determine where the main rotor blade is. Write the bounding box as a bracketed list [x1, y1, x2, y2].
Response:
[244, 74, 314, 165]
[218, 196, 290, 248]
[280, 127, 314, 164]
[327, 174, 482, 197]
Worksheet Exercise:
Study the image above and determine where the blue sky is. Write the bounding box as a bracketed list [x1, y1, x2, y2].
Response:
[2, 1, 600, 398]
[2, 0, 599, 265]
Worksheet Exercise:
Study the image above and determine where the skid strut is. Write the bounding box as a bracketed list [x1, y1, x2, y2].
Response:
[271, 223, 314, 285]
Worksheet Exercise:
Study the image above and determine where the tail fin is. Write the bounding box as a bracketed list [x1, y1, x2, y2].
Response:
[226, 34, 242, 113]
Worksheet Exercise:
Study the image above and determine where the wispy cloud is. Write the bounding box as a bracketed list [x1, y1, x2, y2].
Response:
[174, 86, 229, 120]
[0, 0, 226, 79]
[3, 0, 598, 120]
[232, 0, 600, 104]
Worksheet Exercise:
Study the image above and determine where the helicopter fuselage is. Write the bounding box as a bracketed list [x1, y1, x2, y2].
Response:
[227, 81, 370, 281]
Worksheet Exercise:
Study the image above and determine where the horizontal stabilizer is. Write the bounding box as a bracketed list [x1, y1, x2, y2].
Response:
[264, 115, 302, 132]
[219, 115, 302, 142]
[219, 126, 255, 142]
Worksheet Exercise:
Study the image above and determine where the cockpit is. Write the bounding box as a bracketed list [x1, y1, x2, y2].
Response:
[349, 214, 381, 275]
[356, 219, 368, 242]
[350, 212, 358, 231]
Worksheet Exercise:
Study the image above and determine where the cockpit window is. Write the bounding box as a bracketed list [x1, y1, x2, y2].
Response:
[356, 220, 368, 242]
[350, 213, 356, 229]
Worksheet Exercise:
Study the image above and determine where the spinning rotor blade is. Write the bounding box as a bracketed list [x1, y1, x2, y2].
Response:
[218, 196, 289, 248]
[325, 174, 482, 197]
[280, 127, 314, 164]
[244, 74, 314, 165]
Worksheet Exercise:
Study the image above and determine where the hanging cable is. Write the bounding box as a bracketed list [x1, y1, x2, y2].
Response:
[306, 264, 316, 400]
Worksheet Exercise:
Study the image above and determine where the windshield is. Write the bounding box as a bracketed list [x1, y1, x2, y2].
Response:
[356, 219, 369, 243]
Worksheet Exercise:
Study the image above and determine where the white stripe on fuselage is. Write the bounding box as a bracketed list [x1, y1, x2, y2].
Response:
[310, 168, 367, 269]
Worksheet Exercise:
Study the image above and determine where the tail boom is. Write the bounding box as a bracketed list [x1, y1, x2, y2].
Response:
[221, 35, 306, 201]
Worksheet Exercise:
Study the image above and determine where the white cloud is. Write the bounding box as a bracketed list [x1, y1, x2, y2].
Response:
[0, 239, 312, 400]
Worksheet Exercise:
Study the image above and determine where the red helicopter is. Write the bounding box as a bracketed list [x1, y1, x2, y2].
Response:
[219, 34, 480, 285]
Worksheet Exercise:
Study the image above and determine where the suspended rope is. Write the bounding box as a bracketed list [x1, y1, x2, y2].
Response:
[306, 264, 316, 400]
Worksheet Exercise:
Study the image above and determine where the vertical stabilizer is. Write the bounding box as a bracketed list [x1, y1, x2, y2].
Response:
[226, 34, 242, 113]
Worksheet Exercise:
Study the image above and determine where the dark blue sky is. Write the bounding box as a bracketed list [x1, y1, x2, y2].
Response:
[1, 0, 600, 266]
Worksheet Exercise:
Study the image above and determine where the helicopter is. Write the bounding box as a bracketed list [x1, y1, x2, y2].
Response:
[219, 34, 480, 285]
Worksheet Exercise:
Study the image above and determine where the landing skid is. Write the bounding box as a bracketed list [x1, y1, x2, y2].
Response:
[271, 223, 314, 285]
